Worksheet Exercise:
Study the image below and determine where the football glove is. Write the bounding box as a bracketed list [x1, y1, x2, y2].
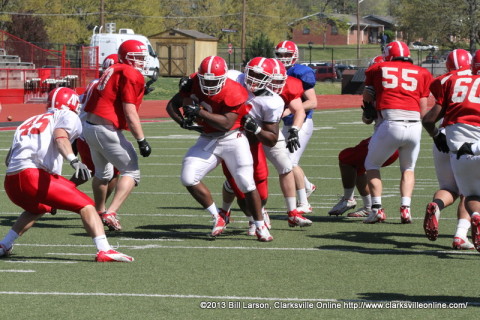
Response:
[432, 131, 449, 153]
[137, 138, 152, 157]
[456, 142, 473, 159]
[286, 127, 300, 153]
[181, 120, 203, 133]
[178, 76, 193, 92]
[70, 158, 91, 182]
[242, 115, 261, 134]
[361, 100, 377, 120]
[182, 103, 201, 123]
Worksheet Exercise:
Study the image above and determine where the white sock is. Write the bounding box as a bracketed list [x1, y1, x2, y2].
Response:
[401, 197, 411, 207]
[372, 196, 382, 207]
[304, 176, 312, 190]
[344, 188, 355, 200]
[206, 203, 218, 217]
[362, 195, 372, 210]
[254, 220, 264, 228]
[285, 197, 297, 212]
[1, 229, 19, 249]
[93, 235, 111, 252]
[455, 219, 471, 239]
[297, 188, 309, 206]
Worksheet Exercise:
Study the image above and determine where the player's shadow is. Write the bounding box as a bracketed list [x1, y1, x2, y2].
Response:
[310, 231, 478, 259]
[357, 292, 479, 306]
[0, 215, 80, 229]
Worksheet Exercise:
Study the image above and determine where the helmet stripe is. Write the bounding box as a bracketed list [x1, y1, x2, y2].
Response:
[51, 88, 59, 109]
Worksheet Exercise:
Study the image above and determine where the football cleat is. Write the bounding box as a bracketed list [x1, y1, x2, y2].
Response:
[470, 214, 480, 252]
[306, 184, 317, 198]
[218, 208, 231, 225]
[0, 243, 12, 257]
[452, 236, 475, 250]
[263, 209, 272, 230]
[400, 206, 412, 224]
[101, 212, 122, 231]
[95, 249, 134, 262]
[424, 202, 440, 240]
[247, 221, 256, 236]
[256, 225, 273, 242]
[211, 214, 226, 237]
[296, 204, 313, 215]
[363, 207, 386, 224]
[288, 210, 313, 228]
[328, 197, 356, 216]
[347, 207, 371, 217]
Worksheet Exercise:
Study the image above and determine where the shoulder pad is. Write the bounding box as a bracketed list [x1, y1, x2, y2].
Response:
[223, 79, 249, 106]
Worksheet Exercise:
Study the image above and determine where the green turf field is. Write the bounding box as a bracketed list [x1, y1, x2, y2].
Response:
[0, 108, 477, 319]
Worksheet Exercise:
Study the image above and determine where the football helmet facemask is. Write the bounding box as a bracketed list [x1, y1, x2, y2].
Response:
[275, 41, 298, 67]
[268, 58, 287, 94]
[118, 40, 148, 73]
[244, 57, 274, 93]
[198, 56, 228, 96]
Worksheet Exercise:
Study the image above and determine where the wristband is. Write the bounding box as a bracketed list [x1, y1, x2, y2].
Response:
[137, 138, 145, 142]
[254, 127, 262, 135]
[291, 126, 300, 131]
[431, 129, 440, 138]
[66, 154, 77, 162]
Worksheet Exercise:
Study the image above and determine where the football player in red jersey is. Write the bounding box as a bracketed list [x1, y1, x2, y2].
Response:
[423, 50, 480, 252]
[0, 88, 133, 262]
[83, 39, 152, 232]
[328, 56, 399, 218]
[363, 41, 432, 224]
[166, 56, 272, 241]
[422, 49, 474, 249]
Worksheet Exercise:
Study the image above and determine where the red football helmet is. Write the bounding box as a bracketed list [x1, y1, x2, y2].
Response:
[197, 56, 228, 96]
[102, 53, 119, 71]
[383, 41, 410, 61]
[244, 57, 274, 92]
[268, 58, 287, 94]
[118, 40, 148, 72]
[368, 55, 385, 67]
[275, 41, 298, 67]
[446, 49, 472, 71]
[47, 87, 80, 114]
[472, 50, 480, 75]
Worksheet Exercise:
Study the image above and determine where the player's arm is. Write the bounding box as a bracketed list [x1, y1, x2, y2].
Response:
[286, 97, 306, 129]
[422, 103, 445, 137]
[124, 102, 152, 157]
[166, 93, 184, 126]
[256, 122, 279, 147]
[302, 88, 317, 111]
[183, 96, 238, 132]
[54, 128, 91, 182]
[362, 86, 376, 124]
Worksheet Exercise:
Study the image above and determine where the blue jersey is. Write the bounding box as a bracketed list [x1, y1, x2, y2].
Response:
[283, 64, 316, 126]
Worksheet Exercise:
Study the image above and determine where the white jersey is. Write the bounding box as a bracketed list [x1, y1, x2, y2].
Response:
[236, 73, 284, 125]
[7, 109, 82, 175]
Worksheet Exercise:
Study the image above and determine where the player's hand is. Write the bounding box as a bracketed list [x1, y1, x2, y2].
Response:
[182, 104, 201, 123]
[178, 76, 193, 92]
[456, 142, 473, 159]
[361, 101, 377, 120]
[70, 158, 91, 182]
[181, 120, 203, 133]
[137, 138, 152, 157]
[286, 127, 300, 153]
[432, 132, 449, 153]
[242, 115, 261, 134]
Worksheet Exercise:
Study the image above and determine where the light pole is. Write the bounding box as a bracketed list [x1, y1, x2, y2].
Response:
[308, 41, 313, 65]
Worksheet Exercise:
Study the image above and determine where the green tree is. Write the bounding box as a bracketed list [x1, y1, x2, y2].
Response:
[245, 33, 274, 62]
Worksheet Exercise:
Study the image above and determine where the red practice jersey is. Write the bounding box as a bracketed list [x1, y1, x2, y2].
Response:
[187, 75, 249, 134]
[430, 67, 471, 106]
[279, 76, 303, 105]
[365, 60, 432, 112]
[441, 74, 480, 127]
[84, 64, 145, 130]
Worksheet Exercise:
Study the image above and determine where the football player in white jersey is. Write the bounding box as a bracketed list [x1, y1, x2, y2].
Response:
[0, 87, 133, 262]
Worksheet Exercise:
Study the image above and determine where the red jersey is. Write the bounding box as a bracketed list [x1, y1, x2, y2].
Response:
[188, 75, 249, 134]
[84, 64, 145, 130]
[365, 60, 432, 112]
[430, 67, 471, 105]
[441, 74, 480, 127]
[279, 76, 303, 105]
